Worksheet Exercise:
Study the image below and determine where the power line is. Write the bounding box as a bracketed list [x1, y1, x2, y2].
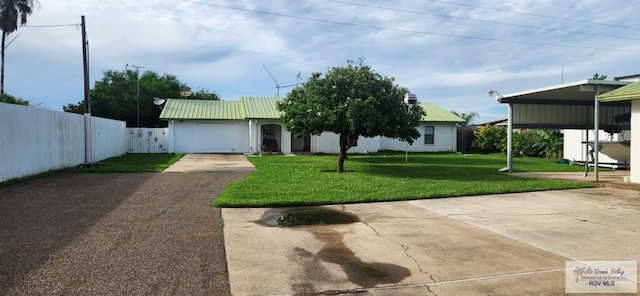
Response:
[423, 0, 640, 31]
[181, 0, 640, 53]
[23, 24, 79, 28]
[325, 0, 640, 42]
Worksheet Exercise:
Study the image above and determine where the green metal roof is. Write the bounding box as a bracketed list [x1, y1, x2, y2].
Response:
[419, 103, 465, 123]
[159, 98, 463, 123]
[240, 97, 281, 119]
[159, 99, 244, 120]
[598, 81, 640, 102]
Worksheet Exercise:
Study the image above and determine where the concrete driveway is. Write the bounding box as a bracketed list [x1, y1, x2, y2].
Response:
[163, 154, 255, 172]
[223, 187, 640, 295]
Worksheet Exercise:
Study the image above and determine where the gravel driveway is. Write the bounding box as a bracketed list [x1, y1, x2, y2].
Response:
[0, 172, 248, 295]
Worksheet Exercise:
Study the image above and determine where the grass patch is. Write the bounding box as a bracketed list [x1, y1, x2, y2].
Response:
[0, 171, 59, 189]
[214, 152, 594, 208]
[1, 153, 184, 188]
[62, 153, 185, 173]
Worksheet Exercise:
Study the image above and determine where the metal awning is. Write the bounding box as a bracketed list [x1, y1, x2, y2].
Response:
[496, 79, 632, 180]
[499, 79, 631, 129]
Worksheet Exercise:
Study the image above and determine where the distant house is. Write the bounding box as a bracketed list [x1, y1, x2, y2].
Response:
[159, 97, 465, 154]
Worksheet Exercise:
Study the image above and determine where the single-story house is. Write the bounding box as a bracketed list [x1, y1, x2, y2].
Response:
[159, 97, 465, 154]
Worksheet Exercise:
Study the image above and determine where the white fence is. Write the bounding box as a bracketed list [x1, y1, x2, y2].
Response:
[127, 128, 168, 153]
[0, 103, 127, 182]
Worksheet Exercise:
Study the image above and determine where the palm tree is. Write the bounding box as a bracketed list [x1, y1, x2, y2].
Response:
[0, 0, 36, 94]
[451, 110, 479, 127]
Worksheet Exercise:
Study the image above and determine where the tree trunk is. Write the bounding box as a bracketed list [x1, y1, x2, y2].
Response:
[1, 32, 6, 94]
[337, 132, 348, 172]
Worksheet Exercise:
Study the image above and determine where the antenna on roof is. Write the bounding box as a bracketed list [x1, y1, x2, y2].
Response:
[261, 62, 298, 98]
[180, 90, 192, 98]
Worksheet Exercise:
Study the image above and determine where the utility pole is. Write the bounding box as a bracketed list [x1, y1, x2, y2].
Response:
[125, 64, 144, 127]
[81, 15, 92, 166]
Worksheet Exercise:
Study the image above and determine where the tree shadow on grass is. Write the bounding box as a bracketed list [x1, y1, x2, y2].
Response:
[349, 154, 510, 182]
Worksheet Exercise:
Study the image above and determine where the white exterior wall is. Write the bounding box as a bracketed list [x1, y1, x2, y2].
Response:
[166, 119, 459, 155]
[169, 120, 249, 153]
[562, 129, 629, 166]
[311, 132, 381, 154]
[631, 100, 640, 183]
[380, 123, 458, 152]
[0, 103, 126, 182]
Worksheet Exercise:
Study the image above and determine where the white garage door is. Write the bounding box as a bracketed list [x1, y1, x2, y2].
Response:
[171, 121, 249, 153]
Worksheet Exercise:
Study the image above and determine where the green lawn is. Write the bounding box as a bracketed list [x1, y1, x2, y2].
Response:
[1, 153, 185, 188]
[214, 152, 593, 208]
[63, 153, 185, 173]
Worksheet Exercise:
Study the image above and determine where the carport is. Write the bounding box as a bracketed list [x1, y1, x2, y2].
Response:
[494, 79, 632, 181]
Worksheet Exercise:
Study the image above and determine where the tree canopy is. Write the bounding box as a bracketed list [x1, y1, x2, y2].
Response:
[63, 69, 220, 127]
[277, 59, 425, 172]
[0, 92, 28, 105]
[592, 73, 608, 80]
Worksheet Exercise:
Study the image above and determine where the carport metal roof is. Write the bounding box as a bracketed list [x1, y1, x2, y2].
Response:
[499, 79, 632, 129]
[496, 79, 632, 180]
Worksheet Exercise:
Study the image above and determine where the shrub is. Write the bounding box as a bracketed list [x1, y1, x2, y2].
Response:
[512, 130, 542, 157]
[472, 125, 507, 153]
[532, 130, 563, 159]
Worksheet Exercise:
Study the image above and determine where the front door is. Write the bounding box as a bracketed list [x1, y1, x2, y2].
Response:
[261, 124, 281, 152]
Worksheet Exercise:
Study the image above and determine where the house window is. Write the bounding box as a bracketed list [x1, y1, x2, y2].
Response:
[424, 126, 434, 145]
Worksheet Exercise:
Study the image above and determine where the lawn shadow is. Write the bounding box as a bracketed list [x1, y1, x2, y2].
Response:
[349, 154, 511, 182]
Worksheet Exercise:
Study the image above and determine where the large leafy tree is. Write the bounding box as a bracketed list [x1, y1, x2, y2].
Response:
[277, 59, 425, 172]
[0, 0, 37, 94]
[63, 69, 219, 127]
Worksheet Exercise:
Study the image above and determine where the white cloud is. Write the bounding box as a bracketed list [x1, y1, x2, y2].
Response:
[2, 0, 639, 122]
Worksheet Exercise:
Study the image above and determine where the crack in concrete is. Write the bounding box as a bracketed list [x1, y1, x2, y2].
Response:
[445, 208, 611, 217]
[361, 221, 437, 283]
[575, 217, 638, 233]
[425, 284, 437, 296]
[305, 266, 570, 295]
[609, 199, 631, 207]
[439, 206, 638, 234]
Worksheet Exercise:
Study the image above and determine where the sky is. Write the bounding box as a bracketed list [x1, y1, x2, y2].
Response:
[5, 0, 640, 123]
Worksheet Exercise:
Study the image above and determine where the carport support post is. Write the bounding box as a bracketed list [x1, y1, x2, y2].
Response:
[507, 103, 513, 173]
